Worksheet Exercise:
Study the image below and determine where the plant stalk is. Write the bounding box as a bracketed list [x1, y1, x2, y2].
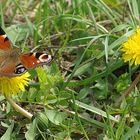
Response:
[5, 96, 33, 120]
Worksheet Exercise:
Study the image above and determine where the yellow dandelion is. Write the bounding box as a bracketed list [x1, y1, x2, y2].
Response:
[0, 72, 30, 96]
[122, 28, 140, 65]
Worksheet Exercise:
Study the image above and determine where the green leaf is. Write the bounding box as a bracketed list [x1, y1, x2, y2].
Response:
[74, 100, 119, 122]
[25, 119, 37, 140]
[0, 122, 14, 140]
[6, 25, 29, 44]
[35, 112, 49, 131]
[78, 87, 90, 99]
[121, 121, 140, 140]
[116, 117, 126, 140]
[45, 109, 67, 125]
[74, 62, 92, 76]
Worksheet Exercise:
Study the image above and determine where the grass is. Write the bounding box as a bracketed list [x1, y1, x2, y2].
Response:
[0, 0, 140, 139]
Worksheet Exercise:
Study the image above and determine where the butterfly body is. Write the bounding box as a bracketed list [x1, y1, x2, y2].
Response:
[0, 27, 52, 77]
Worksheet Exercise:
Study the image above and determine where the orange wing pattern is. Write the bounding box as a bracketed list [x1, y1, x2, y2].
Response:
[0, 27, 11, 50]
[20, 53, 52, 69]
[0, 27, 52, 77]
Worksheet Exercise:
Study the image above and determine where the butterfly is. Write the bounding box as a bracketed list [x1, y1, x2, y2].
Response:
[0, 27, 52, 77]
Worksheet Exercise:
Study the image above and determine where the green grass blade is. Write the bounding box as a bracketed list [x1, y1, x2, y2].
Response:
[121, 121, 140, 140]
[74, 100, 119, 122]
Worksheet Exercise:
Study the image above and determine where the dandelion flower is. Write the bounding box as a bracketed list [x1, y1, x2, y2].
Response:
[0, 72, 30, 96]
[122, 28, 140, 65]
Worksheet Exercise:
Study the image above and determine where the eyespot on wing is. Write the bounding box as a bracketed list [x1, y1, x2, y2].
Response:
[20, 53, 52, 69]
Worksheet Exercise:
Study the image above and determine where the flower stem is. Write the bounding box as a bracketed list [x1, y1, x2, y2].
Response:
[5, 96, 33, 120]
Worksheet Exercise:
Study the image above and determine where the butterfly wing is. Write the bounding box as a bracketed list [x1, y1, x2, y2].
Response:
[0, 28, 11, 49]
[0, 27, 52, 77]
[0, 27, 20, 76]
[20, 53, 52, 69]
[0, 59, 17, 76]
[0, 27, 12, 62]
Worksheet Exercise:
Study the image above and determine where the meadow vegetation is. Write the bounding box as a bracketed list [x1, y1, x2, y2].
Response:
[0, 0, 140, 139]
